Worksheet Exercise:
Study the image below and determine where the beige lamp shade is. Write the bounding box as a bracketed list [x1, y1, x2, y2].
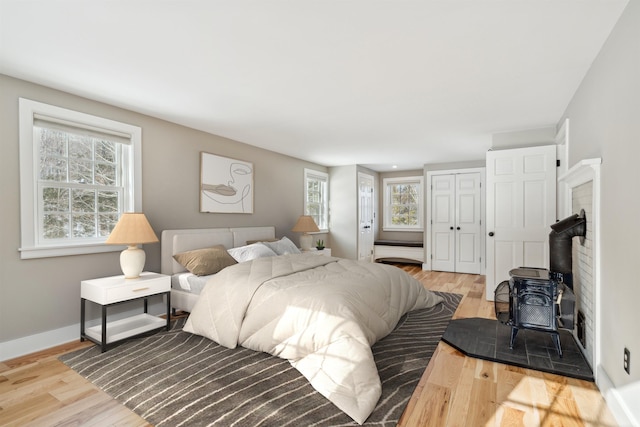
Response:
[105, 213, 159, 279]
[105, 213, 159, 245]
[291, 215, 320, 233]
[292, 215, 319, 251]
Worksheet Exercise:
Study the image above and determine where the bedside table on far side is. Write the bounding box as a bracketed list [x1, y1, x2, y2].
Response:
[309, 248, 331, 256]
[81, 272, 171, 352]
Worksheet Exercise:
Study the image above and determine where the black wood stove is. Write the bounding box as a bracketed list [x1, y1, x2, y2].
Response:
[495, 212, 586, 357]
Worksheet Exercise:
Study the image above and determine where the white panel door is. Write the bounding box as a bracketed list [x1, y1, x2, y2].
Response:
[431, 174, 455, 272]
[358, 172, 374, 262]
[486, 145, 556, 300]
[431, 172, 481, 274]
[455, 173, 481, 274]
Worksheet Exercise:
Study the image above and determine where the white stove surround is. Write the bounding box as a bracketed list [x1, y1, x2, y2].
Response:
[558, 158, 601, 374]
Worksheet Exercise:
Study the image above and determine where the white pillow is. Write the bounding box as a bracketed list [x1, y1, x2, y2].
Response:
[263, 236, 301, 255]
[227, 243, 277, 262]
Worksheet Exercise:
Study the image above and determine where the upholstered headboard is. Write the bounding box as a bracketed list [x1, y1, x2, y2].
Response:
[160, 226, 276, 275]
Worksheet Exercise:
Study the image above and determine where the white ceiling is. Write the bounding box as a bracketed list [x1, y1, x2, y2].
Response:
[0, 0, 629, 171]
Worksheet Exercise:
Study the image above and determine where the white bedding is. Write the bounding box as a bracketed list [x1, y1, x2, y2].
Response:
[183, 252, 443, 424]
[171, 272, 212, 294]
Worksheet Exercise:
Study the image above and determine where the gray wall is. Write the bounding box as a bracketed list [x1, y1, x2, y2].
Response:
[559, 0, 640, 390]
[423, 160, 485, 173]
[491, 126, 556, 149]
[328, 165, 378, 259]
[0, 74, 328, 347]
[328, 165, 358, 259]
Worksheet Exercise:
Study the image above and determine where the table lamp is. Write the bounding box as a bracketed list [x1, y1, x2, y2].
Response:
[292, 215, 320, 251]
[105, 212, 159, 279]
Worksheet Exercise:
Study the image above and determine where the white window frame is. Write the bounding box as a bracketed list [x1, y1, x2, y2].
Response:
[303, 168, 329, 232]
[383, 176, 424, 231]
[19, 98, 142, 259]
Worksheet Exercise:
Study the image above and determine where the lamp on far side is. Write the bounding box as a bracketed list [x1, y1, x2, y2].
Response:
[292, 215, 320, 251]
[105, 212, 159, 279]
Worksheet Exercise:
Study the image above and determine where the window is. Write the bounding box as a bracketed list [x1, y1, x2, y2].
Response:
[304, 169, 329, 231]
[19, 99, 141, 259]
[383, 176, 423, 231]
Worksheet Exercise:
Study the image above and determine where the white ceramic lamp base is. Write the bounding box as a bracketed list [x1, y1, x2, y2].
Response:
[299, 234, 313, 251]
[120, 245, 146, 279]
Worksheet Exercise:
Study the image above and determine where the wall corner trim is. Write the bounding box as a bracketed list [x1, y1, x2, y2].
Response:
[598, 365, 640, 427]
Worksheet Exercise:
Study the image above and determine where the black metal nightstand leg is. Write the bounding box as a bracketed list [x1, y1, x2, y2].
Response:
[166, 292, 171, 330]
[80, 298, 86, 342]
[101, 305, 107, 352]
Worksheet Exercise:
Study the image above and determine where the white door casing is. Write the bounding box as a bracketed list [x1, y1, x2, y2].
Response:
[428, 169, 484, 274]
[358, 172, 374, 262]
[485, 145, 556, 300]
[556, 118, 569, 220]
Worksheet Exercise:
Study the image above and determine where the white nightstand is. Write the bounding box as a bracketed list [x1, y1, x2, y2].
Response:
[81, 272, 171, 352]
[309, 248, 331, 256]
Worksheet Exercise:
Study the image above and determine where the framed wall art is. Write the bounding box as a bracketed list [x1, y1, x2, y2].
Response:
[200, 152, 254, 213]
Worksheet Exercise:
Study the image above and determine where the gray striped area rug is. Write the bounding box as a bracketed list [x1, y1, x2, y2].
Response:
[60, 291, 461, 426]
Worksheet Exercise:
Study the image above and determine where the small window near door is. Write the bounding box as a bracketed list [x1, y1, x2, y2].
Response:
[383, 176, 423, 231]
[304, 169, 329, 231]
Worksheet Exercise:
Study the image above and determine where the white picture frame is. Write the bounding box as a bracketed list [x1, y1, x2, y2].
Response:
[200, 152, 254, 213]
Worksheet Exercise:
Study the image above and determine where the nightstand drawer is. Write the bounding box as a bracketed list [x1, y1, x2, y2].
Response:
[105, 280, 167, 303]
[81, 272, 170, 305]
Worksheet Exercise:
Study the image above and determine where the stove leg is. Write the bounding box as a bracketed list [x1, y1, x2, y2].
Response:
[510, 327, 519, 349]
[552, 333, 563, 358]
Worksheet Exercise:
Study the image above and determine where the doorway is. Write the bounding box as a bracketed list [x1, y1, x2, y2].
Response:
[426, 169, 484, 274]
[485, 145, 556, 301]
[358, 172, 374, 262]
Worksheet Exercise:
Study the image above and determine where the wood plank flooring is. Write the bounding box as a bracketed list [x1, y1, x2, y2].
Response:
[0, 266, 618, 426]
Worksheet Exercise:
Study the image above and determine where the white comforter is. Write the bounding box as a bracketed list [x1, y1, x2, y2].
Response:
[183, 253, 443, 424]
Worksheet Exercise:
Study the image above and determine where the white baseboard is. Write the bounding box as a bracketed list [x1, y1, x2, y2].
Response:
[0, 302, 166, 362]
[0, 324, 80, 362]
[597, 365, 639, 426]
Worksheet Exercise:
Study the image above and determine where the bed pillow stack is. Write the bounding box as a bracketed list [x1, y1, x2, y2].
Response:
[175, 237, 305, 273]
[227, 237, 301, 262]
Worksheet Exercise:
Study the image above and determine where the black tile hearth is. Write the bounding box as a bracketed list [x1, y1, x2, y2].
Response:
[442, 317, 593, 381]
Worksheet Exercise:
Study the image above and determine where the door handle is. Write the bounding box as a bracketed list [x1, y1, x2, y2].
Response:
[450, 226, 454, 230]
[488, 232, 494, 237]
[456, 227, 461, 230]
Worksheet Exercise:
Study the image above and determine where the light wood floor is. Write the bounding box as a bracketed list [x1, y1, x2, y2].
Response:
[0, 267, 617, 427]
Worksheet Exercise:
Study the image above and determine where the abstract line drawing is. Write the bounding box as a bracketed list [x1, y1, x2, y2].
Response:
[200, 152, 253, 213]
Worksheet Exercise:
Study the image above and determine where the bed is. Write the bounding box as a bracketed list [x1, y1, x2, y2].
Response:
[160, 226, 443, 424]
[160, 226, 277, 312]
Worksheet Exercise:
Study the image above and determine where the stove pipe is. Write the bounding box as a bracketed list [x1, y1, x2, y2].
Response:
[549, 211, 586, 288]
